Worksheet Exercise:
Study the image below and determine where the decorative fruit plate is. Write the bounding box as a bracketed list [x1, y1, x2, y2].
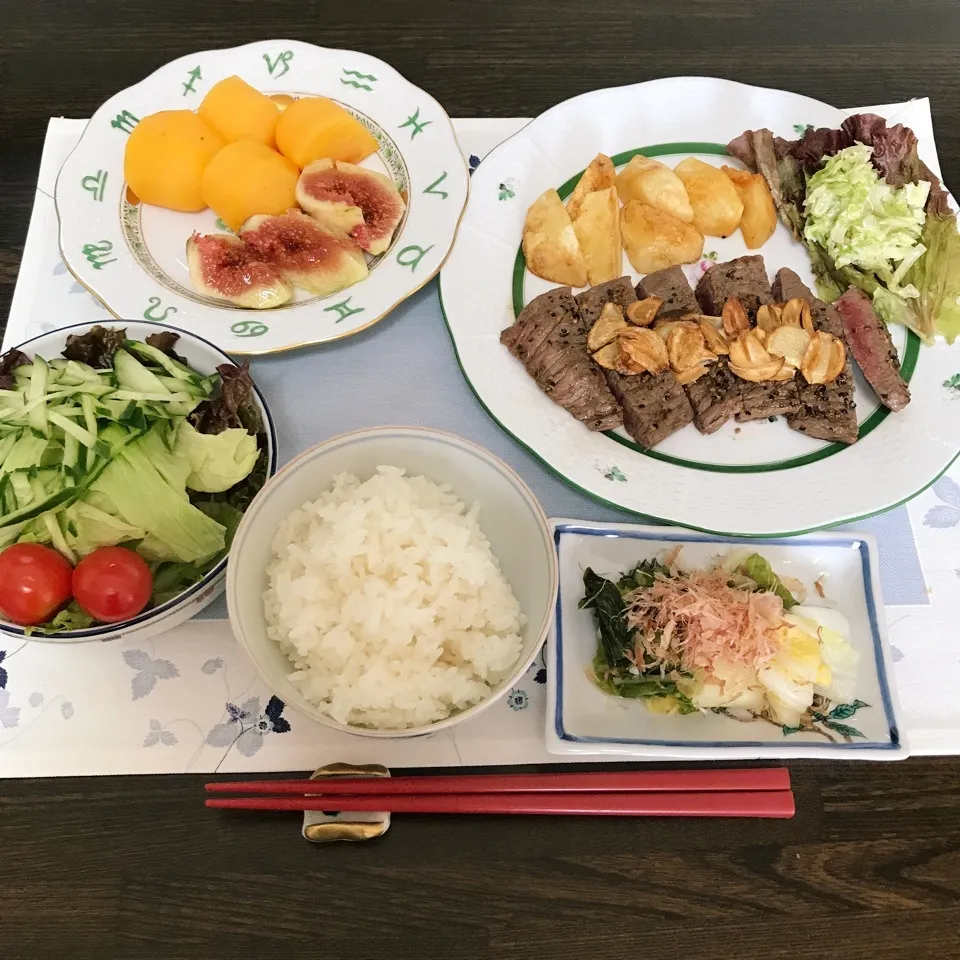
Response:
[439, 77, 960, 536]
[56, 40, 468, 355]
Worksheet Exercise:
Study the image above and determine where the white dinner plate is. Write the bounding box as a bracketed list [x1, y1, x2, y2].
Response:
[545, 520, 907, 761]
[439, 77, 960, 536]
[56, 40, 468, 355]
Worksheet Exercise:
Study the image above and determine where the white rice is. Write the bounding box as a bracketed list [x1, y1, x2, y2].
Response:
[263, 466, 526, 729]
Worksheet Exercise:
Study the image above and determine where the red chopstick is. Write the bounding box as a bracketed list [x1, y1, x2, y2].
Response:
[206, 767, 789, 797]
[206, 790, 795, 818]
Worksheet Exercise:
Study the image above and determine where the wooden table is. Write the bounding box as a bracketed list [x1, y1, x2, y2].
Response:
[3, 3, 960, 957]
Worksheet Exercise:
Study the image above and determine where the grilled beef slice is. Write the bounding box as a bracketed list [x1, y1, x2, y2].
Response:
[635, 266, 700, 317]
[501, 287, 622, 431]
[697, 255, 801, 424]
[834, 287, 911, 412]
[773, 268, 858, 444]
[577, 278, 694, 448]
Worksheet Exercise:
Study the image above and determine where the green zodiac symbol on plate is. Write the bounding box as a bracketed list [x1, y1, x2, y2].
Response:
[182, 66, 202, 96]
[399, 108, 432, 140]
[263, 50, 293, 78]
[81, 241, 117, 270]
[396, 244, 435, 271]
[81, 170, 108, 202]
[323, 297, 365, 323]
[110, 110, 140, 134]
[231, 319, 268, 338]
[214, 217, 233, 232]
[340, 68, 377, 91]
[423, 172, 449, 199]
[144, 296, 177, 321]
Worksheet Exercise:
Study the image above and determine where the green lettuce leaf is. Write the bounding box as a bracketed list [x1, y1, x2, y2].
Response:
[904, 212, 960, 343]
[803, 145, 929, 296]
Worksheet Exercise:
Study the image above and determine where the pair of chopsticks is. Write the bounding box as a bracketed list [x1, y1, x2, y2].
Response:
[206, 767, 794, 818]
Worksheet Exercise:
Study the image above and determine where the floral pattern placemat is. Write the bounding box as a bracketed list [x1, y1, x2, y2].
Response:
[1, 108, 959, 777]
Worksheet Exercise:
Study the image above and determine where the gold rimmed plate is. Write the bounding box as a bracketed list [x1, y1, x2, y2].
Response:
[56, 40, 468, 355]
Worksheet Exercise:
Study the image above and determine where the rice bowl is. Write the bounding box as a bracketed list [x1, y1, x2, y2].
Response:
[265, 467, 526, 729]
[227, 426, 557, 739]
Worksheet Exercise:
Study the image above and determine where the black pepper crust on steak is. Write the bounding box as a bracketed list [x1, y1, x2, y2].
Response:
[500, 287, 622, 431]
[773, 268, 859, 444]
[697, 255, 801, 424]
[577, 277, 694, 448]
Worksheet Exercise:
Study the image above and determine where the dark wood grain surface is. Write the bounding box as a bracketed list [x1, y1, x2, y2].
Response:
[4, 3, 960, 958]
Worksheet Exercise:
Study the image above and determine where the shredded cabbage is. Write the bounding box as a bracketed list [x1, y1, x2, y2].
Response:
[803, 145, 929, 297]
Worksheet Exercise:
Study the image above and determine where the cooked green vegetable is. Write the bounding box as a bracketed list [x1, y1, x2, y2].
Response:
[737, 553, 797, 609]
[579, 567, 633, 668]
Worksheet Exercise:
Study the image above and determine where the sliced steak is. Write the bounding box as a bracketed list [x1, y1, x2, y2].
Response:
[501, 287, 622, 431]
[684, 364, 743, 434]
[697, 255, 800, 423]
[636, 266, 700, 318]
[738, 380, 803, 421]
[695, 254, 773, 319]
[834, 287, 911, 412]
[607, 370, 695, 448]
[577, 277, 694, 448]
[773, 268, 858, 444]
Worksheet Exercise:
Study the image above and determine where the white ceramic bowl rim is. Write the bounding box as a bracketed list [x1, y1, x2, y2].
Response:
[0, 319, 278, 641]
[226, 425, 559, 738]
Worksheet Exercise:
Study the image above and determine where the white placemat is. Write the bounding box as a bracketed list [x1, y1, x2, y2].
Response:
[1, 104, 958, 778]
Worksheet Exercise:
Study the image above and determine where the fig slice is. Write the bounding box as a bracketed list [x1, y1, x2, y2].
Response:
[186, 232, 292, 309]
[239, 210, 368, 297]
[296, 159, 406, 256]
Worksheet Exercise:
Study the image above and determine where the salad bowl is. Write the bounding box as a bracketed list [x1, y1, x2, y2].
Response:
[0, 321, 277, 643]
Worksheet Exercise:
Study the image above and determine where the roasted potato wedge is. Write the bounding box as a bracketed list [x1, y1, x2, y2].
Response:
[572, 186, 622, 285]
[522, 189, 587, 286]
[620, 201, 704, 274]
[616, 155, 694, 224]
[674, 157, 744, 237]
[722, 166, 777, 249]
[566, 153, 616, 221]
[587, 302, 628, 352]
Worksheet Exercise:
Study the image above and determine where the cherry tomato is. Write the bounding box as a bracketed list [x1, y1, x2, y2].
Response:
[72, 546, 153, 624]
[0, 543, 74, 626]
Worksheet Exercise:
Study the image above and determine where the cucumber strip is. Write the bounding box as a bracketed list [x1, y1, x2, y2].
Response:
[31, 476, 75, 563]
[0, 485, 80, 530]
[80, 394, 98, 470]
[62, 432, 79, 486]
[47, 411, 98, 448]
[0, 432, 18, 468]
[114, 349, 171, 395]
[155, 375, 206, 397]
[124, 341, 196, 381]
[63, 360, 106, 383]
[111, 390, 199, 403]
[26, 355, 49, 436]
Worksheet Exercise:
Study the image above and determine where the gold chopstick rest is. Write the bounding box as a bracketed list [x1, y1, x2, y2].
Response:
[302, 762, 391, 843]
